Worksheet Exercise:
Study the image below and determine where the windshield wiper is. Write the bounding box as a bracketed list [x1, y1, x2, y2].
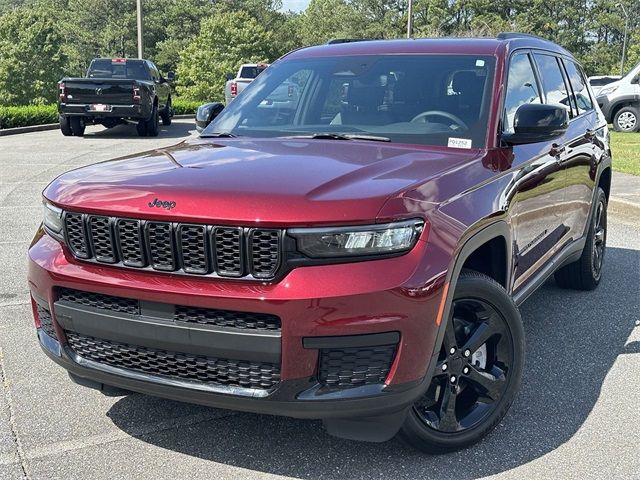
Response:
[200, 132, 238, 138]
[285, 133, 391, 142]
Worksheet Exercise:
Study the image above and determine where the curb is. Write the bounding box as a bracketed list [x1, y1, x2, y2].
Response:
[0, 114, 195, 137]
[608, 196, 640, 223]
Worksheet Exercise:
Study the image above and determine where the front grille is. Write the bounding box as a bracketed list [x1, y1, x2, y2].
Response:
[58, 288, 281, 332]
[37, 305, 57, 339]
[174, 305, 281, 331]
[58, 288, 139, 315]
[319, 345, 397, 388]
[62, 212, 282, 280]
[66, 331, 280, 390]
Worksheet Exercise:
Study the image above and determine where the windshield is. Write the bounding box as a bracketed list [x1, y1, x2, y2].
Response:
[87, 59, 150, 80]
[206, 54, 496, 148]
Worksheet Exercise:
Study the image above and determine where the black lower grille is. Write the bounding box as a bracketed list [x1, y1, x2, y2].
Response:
[58, 288, 139, 315]
[319, 345, 397, 388]
[37, 305, 57, 339]
[174, 305, 281, 331]
[66, 331, 280, 390]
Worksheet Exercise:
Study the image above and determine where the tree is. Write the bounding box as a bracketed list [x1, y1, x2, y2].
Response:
[176, 9, 273, 101]
[0, 4, 66, 104]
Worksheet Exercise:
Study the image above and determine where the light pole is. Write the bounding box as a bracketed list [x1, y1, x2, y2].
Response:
[617, 2, 629, 76]
[136, 0, 143, 59]
[407, 0, 413, 39]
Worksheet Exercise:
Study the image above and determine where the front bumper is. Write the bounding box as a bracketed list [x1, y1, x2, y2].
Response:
[28, 229, 446, 435]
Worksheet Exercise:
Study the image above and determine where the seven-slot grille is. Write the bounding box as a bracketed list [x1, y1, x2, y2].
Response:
[62, 212, 282, 280]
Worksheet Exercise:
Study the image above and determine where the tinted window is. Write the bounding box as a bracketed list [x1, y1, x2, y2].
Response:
[533, 54, 571, 112]
[209, 55, 497, 148]
[503, 53, 542, 133]
[87, 59, 150, 81]
[239, 66, 267, 79]
[563, 60, 594, 114]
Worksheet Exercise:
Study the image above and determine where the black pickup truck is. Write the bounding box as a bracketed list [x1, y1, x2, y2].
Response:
[57, 58, 174, 137]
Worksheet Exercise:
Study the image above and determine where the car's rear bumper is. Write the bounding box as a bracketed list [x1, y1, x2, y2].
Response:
[59, 103, 149, 120]
[28, 229, 447, 439]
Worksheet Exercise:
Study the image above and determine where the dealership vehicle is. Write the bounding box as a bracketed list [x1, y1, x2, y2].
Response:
[30, 34, 611, 453]
[595, 61, 640, 132]
[57, 58, 174, 137]
[588, 75, 621, 96]
[224, 63, 269, 104]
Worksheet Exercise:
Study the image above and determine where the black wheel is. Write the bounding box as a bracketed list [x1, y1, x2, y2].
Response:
[70, 117, 85, 137]
[136, 119, 147, 136]
[401, 270, 525, 453]
[555, 187, 607, 290]
[161, 98, 172, 126]
[59, 115, 72, 136]
[146, 104, 160, 137]
[613, 106, 639, 132]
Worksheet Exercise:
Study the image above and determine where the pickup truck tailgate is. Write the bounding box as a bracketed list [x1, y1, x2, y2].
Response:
[65, 79, 134, 105]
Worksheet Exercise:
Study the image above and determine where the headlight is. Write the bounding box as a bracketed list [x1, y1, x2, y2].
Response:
[289, 219, 424, 258]
[43, 200, 63, 235]
[598, 85, 618, 97]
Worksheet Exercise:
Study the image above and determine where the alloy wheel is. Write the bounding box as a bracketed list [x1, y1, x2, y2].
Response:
[592, 199, 606, 278]
[617, 111, 637, 131]
[414, 298, 514, 433]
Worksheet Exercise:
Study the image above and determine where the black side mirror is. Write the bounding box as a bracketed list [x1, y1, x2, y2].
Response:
[225, 72, 234, 82]
[502, 104, 569, 145]
[166, 71, 176, 82]
[631, 74, 640, 85]
[195, 102, 225, 132]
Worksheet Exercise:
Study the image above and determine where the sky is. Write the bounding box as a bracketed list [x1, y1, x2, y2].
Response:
[280, 0, 310, 12]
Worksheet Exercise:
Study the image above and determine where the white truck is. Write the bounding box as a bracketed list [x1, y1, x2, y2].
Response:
[224, 63, 269, 105]
[595, 61, 640, 132]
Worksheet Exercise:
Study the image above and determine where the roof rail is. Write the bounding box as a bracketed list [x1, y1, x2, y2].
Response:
[326, 38, 371, 45]
[497, 32, 548, 41]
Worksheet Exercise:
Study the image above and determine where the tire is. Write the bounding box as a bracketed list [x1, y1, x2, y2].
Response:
[146, 104, 159, 137]
[400, 270, 525, 453]
[59, 115, 72, 136]
[136, 119, 147, 137]
[612, 106, 640, 132]
[70, 117, 85, 137]
[554, 187, 607, 290]
[160, 98, 172, 126]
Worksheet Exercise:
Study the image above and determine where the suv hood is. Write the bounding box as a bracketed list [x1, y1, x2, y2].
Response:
[45, 138, 478, 226]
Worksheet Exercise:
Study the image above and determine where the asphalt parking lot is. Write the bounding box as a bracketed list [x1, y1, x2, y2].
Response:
[1, 119, 639, 480]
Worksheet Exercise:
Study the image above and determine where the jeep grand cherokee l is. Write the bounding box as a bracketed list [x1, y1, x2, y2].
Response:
[28, 33, 611, 453]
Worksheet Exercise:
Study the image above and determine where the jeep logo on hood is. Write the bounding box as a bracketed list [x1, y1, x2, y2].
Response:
[148, 198, 176, 210]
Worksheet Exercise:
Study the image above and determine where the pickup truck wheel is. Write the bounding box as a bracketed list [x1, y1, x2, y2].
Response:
[554, 188, 607, 290]
[613, 107, 639, 132]
[161, 98, 172, 126]
[400, 270, 524, 453]
[59, 115, 72, 136]
[146, 104, 160, 137]
[70, 117, 85, 137]
[136, 119, 147, 137]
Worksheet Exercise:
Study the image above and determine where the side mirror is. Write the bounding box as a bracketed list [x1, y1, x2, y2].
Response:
[502, 104, 569, 145]
[225, 72, 234, 82]
[166, 71, 176, 82]
[195, 102, 225, 133]
[631, 74, 640, 85]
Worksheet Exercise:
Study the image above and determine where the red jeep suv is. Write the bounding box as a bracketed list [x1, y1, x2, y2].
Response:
[28, 33, 611, 453]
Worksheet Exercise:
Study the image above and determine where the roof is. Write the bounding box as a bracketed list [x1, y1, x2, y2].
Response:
[285, 35, 572, 60]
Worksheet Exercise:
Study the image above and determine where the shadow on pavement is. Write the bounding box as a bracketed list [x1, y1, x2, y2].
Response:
[107, 246, 639, 479]
[82, 120, 194, 140]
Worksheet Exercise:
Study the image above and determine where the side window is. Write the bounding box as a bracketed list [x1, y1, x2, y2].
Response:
[563, 60, 594, 115]
[146, 61, 158, 81]
[503, 53, 542, 133]
[533, 54, 572, 114]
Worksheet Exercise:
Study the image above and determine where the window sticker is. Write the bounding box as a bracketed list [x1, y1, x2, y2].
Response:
[447, 137, 473, 149]
[476, 59, 485, 67]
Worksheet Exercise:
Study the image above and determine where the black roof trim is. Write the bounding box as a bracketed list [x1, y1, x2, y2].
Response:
[326, 38, 372, 45]
[497, 32, 547, 41]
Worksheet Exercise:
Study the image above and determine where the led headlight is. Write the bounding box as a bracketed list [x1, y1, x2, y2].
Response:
[289, 219, 424, 258]
[43, 200, 63, 235]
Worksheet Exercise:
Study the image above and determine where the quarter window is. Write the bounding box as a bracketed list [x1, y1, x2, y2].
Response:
[503, 53, 542, 133]
[563, 60, 594, 115]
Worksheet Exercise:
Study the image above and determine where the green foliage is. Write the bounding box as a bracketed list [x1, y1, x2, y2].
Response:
[0, 104, 58, 128]
[0, 4, 66, 105]
[172, 98, 200, 115]
[176, 9, 273, 102]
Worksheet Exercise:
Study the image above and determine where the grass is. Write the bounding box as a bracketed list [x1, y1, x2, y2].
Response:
[610, 131, 640, 176]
